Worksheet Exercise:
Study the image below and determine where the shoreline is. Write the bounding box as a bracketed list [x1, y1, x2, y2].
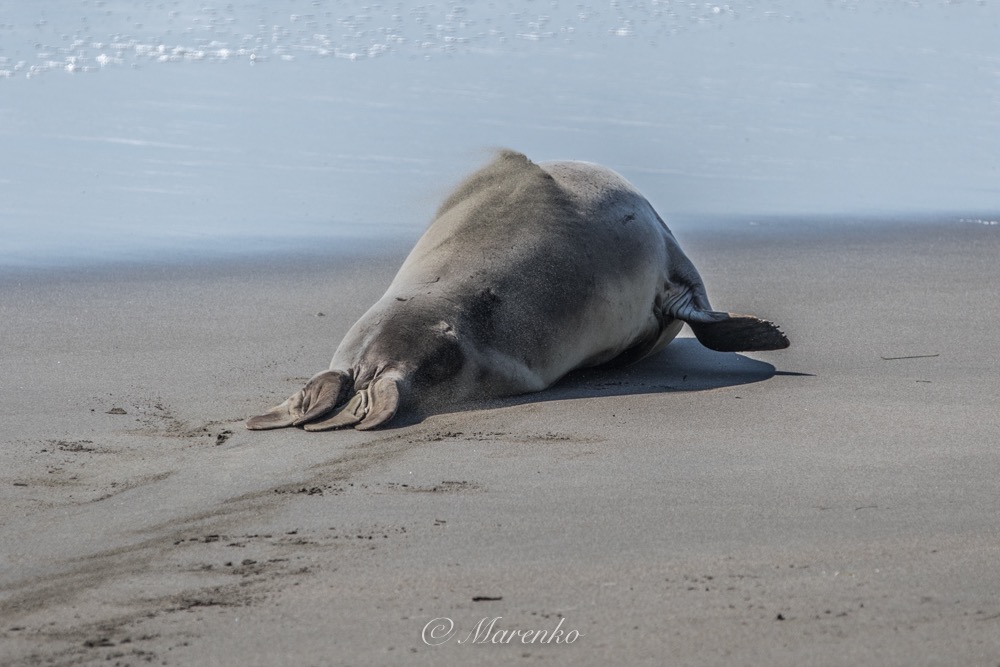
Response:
[4, 210, 998, 279]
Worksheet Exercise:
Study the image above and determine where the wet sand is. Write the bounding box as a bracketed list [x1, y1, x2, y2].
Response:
[2, 218, 999, 666]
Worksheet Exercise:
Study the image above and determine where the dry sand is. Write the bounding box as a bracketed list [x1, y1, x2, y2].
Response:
[2, 218, 999, 666]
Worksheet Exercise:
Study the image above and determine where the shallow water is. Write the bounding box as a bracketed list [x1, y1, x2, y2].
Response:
[2, 0, 999, 267]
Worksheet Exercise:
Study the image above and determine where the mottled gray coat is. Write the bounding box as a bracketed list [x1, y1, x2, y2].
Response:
[248, 150, 787, 431]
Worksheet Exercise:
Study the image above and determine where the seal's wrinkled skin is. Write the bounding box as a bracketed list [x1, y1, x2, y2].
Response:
[247, 150, 788, 431]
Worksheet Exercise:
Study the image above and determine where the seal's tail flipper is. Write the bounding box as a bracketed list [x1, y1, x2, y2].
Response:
[687, 314, 789, 352]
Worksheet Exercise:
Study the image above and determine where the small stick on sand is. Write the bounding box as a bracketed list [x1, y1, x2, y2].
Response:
[880, 353, 940, 361]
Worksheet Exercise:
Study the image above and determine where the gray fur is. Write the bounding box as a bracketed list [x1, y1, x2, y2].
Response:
[247, 150, 788, 431]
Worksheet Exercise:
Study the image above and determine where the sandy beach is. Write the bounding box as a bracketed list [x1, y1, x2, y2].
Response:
[4, 0, 1000, 663]
[2, 217, 999, 665]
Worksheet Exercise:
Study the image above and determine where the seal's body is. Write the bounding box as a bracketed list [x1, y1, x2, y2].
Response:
[248, 150, 788, 431]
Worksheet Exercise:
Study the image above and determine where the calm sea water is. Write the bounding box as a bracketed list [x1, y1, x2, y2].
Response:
[2, 0, 998, 267]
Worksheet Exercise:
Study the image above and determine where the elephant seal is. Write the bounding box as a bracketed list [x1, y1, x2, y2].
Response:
[247, 150, 788, 431]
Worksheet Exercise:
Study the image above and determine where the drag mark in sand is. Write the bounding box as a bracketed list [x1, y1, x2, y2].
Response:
[3, 380, 610, 667]
[1, 417, 551, 664]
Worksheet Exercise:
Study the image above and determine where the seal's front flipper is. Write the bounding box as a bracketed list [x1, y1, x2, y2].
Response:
[246, 370, 351, 430]
[687, 314, 789, 353]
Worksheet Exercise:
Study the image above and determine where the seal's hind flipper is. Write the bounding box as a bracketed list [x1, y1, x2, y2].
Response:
[246, 402, 299, 430]
[303, 390, 367, 431]
[357, 377, 400, 430]
[246, 370, 351, 430]
[687, 315, 789, 352]
[302, 376, 400, 431]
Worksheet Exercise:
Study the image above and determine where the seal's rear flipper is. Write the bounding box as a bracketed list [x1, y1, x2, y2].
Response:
[246, 404, 298, 430]
[687, 314, 789, 352]
[303, 390, 366, 431]
[246, 370, 351, 430]
[303, 376, 400, 431]
[357, 377, 400, 430]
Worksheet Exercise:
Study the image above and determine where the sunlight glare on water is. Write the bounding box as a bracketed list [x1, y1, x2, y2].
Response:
[1, 1, 998, 267]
